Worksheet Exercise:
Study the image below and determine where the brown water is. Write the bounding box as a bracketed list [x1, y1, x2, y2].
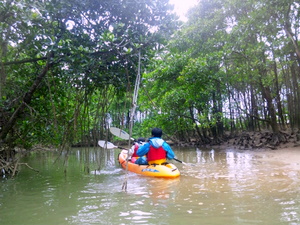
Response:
[1, 147, 300, 225]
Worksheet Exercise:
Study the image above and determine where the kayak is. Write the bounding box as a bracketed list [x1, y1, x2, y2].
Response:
[118, 150, 180, 178]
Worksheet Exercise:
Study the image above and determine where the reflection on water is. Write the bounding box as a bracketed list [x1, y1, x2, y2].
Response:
[1, 147, 300, 225]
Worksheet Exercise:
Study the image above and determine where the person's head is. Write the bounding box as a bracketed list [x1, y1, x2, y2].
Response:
[151, 128, 162, 138]
[137, 137, 145, 142]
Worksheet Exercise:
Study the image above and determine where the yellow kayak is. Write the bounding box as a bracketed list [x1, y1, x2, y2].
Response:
[118, 150, 180, 178]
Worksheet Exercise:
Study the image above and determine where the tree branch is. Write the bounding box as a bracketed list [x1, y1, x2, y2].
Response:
[2, 57, 48, 66]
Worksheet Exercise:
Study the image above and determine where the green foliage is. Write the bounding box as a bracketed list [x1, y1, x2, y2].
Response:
[0, 0, 178, 150]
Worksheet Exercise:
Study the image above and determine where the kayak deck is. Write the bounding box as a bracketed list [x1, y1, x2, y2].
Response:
[118, 150, 180, 178]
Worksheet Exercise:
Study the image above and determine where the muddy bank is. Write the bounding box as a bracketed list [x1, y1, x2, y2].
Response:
[223, 130, 300, 150]
[175, 129, 300, 151]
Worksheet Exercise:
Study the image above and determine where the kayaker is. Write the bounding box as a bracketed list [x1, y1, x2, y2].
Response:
[135, 128, 175, 165]
[128, 137, 146, 163]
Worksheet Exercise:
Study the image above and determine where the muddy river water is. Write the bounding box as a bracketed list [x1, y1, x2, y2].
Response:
[1, 146, 300, 225]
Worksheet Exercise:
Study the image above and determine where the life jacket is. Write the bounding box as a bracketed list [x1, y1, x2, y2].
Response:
[147, 145, 167, 165]
[132, 143, 139, 157]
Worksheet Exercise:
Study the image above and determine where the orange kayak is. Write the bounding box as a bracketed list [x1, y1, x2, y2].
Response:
[118, 150, 180, 178]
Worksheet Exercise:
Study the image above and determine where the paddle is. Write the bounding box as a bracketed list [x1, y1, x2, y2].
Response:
[98, 140, 127, 150]
[110, 127, 134, 140]
[109, 127, 189, 165]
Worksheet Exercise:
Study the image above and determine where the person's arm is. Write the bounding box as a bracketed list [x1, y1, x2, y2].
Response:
[162, 142, 175, 159]
[136, 142, 150, 156]
[128, 145, 135, 156]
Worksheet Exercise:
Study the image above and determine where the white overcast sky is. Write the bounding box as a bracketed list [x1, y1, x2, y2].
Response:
[169, 0, 198, 21]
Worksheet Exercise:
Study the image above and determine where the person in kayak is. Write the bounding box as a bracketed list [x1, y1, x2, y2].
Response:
[135, 128, 175, 165]
[128, 137, 146, 163]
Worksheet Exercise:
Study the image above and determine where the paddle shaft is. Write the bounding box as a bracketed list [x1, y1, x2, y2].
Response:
[173, 158, 183, 163]
[116, 146, 127, 150]
[98, 140, 128, 150]
[173, 158, 188, 165]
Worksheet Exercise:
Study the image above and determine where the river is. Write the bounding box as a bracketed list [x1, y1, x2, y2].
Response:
[1, 146, 300, 225]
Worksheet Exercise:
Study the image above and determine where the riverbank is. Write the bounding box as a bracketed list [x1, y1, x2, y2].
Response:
[195, 129, 300, 151]
[29, 129, 300, 153]
[109, 129, 300, 152]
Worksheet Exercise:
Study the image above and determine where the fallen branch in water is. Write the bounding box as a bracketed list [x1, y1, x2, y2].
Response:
[18, 163, 39, 173]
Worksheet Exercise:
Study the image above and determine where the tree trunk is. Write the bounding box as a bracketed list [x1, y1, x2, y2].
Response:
[289, 53, 300, 129]
[0, 53, 53, 140]
[0, 41, 8, 99]
[227, 87, 236, 135]
[189, 106, 205, 143]
[284, 20, 300, 63]
[283, 4, 300, 129]
[273, 60, 286, 130]
[260, 85, 279, 133]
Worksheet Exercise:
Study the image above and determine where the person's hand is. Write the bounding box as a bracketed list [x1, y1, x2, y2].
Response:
[138, 141, 146, 146]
